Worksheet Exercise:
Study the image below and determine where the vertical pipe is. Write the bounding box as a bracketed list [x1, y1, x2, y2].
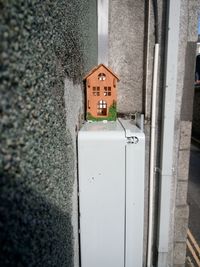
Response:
[147, 43, 160, 267]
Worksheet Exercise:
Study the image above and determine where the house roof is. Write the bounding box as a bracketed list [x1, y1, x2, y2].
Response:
[83, 63, 120, 81]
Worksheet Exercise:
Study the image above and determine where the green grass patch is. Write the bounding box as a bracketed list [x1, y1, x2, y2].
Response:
[87, 102, 117, 121]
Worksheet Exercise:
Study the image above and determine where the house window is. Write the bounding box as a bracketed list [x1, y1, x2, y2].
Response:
[104, 86, 111, 96]
[98, 73, 106, 81]
[93, 87, 100, 96]
[97, 100, 107, 115]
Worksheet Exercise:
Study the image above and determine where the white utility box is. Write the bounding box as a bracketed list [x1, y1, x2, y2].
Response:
[78, 119, 145, 267]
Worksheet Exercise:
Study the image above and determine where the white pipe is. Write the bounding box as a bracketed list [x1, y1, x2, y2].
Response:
[147, 43, 160, 267]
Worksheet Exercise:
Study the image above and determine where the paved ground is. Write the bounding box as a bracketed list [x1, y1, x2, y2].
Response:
[187, 143, 200, 245]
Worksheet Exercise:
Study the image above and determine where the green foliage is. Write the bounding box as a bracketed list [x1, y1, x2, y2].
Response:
[108, 101, 117, 121]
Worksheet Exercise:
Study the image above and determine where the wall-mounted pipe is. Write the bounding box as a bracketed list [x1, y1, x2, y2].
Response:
[147, 0, 159, 266]
[147, 43, 160, 267]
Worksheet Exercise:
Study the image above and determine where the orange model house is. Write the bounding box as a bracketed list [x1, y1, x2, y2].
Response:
[84, 64, 119, 121]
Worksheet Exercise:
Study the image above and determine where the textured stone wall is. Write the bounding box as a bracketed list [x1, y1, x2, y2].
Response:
[0, 1, 97, 266]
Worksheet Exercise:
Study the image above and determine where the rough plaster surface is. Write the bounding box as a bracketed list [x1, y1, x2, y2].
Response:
[0, 0, 97, 266]
[108, 0, 145, 113]
[64, 79, 83, 267]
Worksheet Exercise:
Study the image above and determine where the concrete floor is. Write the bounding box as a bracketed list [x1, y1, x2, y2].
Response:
[187, 143, 200, 245]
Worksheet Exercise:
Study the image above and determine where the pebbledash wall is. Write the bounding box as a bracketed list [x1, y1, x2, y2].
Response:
[0, 1, 97, 267]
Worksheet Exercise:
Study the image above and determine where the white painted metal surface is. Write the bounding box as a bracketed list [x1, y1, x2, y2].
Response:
[98, 0, 108, 65]
[78, 119, 145, 267]
[119, 119, 145, 267]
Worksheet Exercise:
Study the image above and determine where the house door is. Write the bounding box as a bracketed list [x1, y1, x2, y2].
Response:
[97, 100, 107, 116]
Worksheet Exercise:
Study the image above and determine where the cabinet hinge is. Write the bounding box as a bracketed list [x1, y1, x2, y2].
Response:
[126, 136, 139, 144]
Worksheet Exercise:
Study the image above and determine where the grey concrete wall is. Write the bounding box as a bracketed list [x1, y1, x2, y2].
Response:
[108, 0, 145, 113]
[0, 1, 97, 267]
[170, 1, 199, 266]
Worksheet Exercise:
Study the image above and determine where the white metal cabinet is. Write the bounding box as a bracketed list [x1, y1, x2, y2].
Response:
[78, 119, 145, 267]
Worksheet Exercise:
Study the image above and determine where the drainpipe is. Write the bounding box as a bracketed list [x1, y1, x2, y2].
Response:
[147, 0, 159, 266]
[147, 43, 159, 267]
[157, 1, 181, 266]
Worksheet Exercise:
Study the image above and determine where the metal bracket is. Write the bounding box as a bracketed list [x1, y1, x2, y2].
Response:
[127, 136, 139, 144]
[135, 113, 144, 131]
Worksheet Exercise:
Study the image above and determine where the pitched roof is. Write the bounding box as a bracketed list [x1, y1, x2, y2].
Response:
[83, 63, 120, 81]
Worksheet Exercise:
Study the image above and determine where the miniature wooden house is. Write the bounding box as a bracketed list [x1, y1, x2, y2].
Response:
[84, 64, 119, 121]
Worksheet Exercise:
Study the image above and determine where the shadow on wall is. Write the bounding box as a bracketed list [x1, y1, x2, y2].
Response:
[0, 178, 73, 267]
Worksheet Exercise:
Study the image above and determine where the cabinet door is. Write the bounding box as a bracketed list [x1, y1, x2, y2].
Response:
[78, 130, 126, 267]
